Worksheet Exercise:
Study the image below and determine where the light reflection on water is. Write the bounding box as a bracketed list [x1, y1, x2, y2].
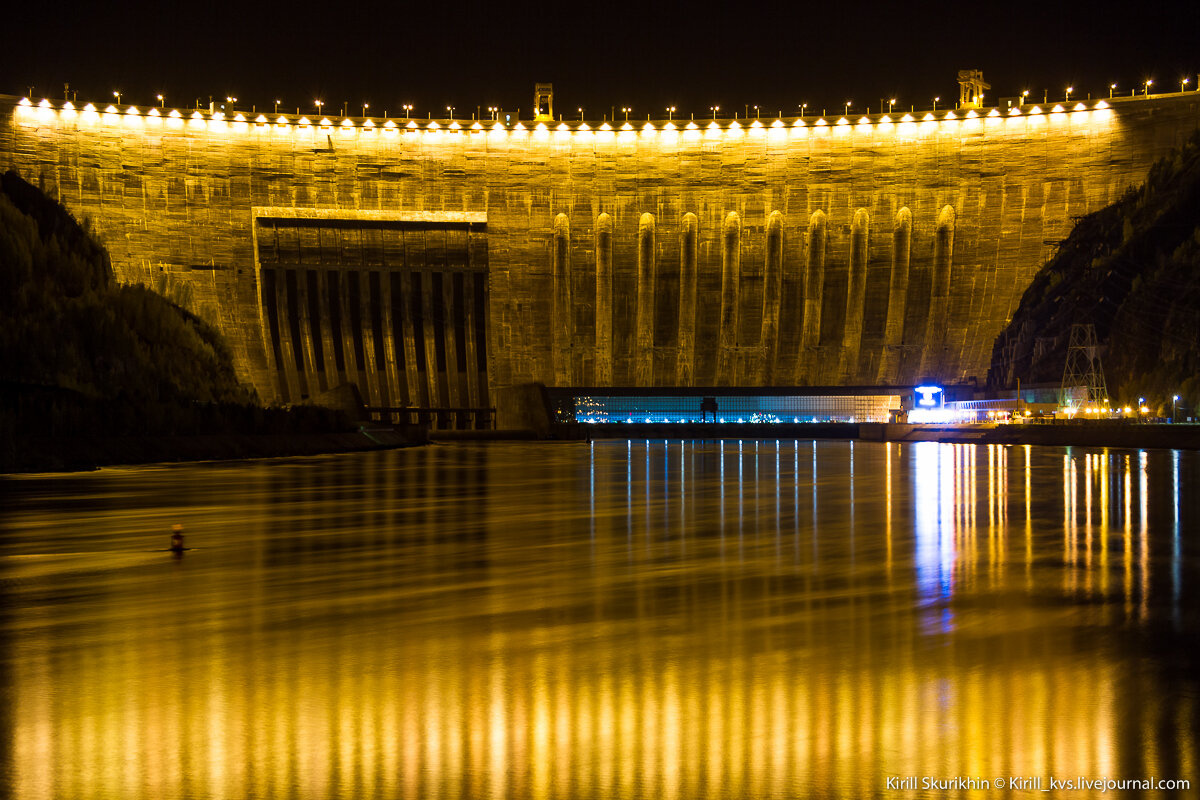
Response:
[2, 441, 1198, 799]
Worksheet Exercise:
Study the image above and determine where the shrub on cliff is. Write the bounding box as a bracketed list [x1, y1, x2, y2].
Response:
[0, 170, 254, 406]
[990, 130, 1200, 407]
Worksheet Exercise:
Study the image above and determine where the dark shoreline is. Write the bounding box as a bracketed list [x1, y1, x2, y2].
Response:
[5, 422, 1198, 475]
[3, 428, 426, 474]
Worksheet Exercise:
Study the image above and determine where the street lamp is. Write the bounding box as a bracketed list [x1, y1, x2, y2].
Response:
[709, 105, 719, 119]
[446, 106, 454, 120]
[1109, 84, 1116, 98]
[1065, 86, 1073, 102]
[578, 107, 584, 121]
[274, 99, 281, 113]
[753, 104, 760, 118]
[622, 106, 631, 121]
[1183, 78, 1191, 92]
[932, 96, 939, 111]
[113, 90, 121, 105]
[888, 98, 896, 113]
[487, 106, 497, 120]
[157, 94, 165, 108]
[1021, 90, 1029, 105]
[1173, 394, 1180, 422]
[403, 104, 412, 119]
[666, 106, 675, 120]
[362, 102, 369, 116]
[315, 99, 323, 114]
[1145, 79, 1154, 95]
[799, 103, 808, 116]
[844, 100, 851, 116]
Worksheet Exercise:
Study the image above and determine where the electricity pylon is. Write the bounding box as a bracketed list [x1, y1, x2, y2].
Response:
[1059, 323, 1109, 407]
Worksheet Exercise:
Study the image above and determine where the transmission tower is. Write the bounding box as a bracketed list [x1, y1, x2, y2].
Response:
[1059, 323, 1109, 407]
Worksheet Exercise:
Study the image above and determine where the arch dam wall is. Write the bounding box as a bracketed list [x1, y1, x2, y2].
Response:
[3, 95, 1199, 423]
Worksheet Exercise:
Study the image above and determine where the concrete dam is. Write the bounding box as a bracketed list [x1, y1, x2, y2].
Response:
[3, 87, 1199, 425]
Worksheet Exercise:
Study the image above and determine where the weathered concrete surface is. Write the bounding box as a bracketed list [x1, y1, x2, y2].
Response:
[4, 94, 1199, 421]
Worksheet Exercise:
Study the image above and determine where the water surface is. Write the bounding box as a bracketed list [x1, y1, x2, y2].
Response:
[2, 441, 1198, 798]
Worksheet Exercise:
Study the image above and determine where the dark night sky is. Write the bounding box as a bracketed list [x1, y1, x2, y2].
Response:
[4, 1, 1197, 120]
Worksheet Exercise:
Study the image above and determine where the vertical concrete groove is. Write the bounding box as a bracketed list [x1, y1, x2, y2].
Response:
[636, 212, 656, 386]
[316, 270, 341, 387]
[461, 272, 480, 412]
[440, 272, 461, 412]
[922, 205, 957, 377]
[420, 271, 441, 409]
[399, 271, 422, 407]
[676, 212, 698, 386]
[878, 207, 912, 383]
[287, 271, 312, 398]
[594, 213, 613, 386]
[760, 211, 783, 383]
[840, 209, 870, 382]
[357, 273, 384, 408]
[717, 211, 741, 386]
[293, 268, 321, 394]
[379, 270, 405, 409]
[337, 270, 362, 393]
[798, 210, 827, 382]
[275, 269, 302, 402]
[551, 213, 572, 386]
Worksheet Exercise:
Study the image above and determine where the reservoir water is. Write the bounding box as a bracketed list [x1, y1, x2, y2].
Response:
[2, 441, 1198, 798]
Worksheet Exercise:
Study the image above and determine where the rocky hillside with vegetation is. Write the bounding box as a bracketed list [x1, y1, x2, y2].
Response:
[989, 130, 1200, 411]
[0, 171, 364, 471]
[0, 170, 254, 405]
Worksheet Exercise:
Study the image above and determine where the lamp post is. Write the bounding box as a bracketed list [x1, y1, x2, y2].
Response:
[113, 90, 121, 106]
[362, 102, 369, 117]
[753, 104, 759, 118]
[1065, 86, 1073, 102]
[487, 106, 497, 121]
[709, 105, 718, 119]
[577, 107, 584, 121]
[888, 98, 896, 114]
[666, 106, 675, 120]
[1145, 79, 1153, 95]
[844, 101, 851, 117]
[157, 94, 165, 108]
[446, 106, 454, 120]
[800, 103, 807, 116]
[1109, 84, 1116, 98]
[315, 99, 323, 115]
[622, 106, 631, 122]
[403, 104, 412, 119]
[1173, 394, 1180, 422]
[274, 99, 281, 113]
[1021, 90, 1029, 106]
[932, 96, 939, 111]
[1183, 78, 1191, 92]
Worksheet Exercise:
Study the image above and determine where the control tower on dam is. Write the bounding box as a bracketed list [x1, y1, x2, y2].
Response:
[3, 85, 1199, 425]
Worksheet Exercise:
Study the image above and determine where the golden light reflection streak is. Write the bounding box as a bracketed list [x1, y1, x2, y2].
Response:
[1124, 456, 1134, 619]
[1023, 446, 1032, 585]
[1139, 450, 1150, 620]
[885, 442, 893, 577]
[489, 640, 508, 799]
[1063, 454, 1074, 582]
[1085, 453, 1094, 584]
[987, 445, 998, 574]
